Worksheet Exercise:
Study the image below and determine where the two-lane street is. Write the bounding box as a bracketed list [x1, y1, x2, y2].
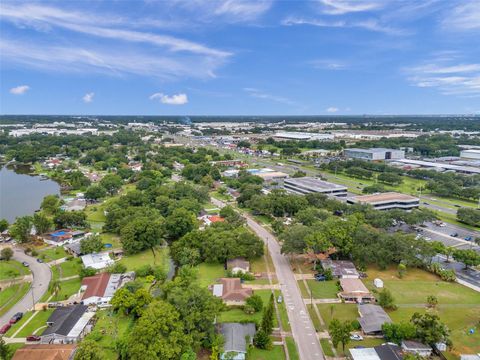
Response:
[211, 197, 324, 360]
[0, 247, 51, 326]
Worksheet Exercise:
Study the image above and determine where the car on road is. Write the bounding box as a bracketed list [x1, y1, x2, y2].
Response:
[0, 324, 11, 334]
[22, 261, 29, 267]
[350, 334, 364, 341]
[314, 274, 327, 281]
[450, 233, 459, 237]
[423, 202, 429, 205]
[277, 295, 283, 303]
[36, 258, 44, 263]
[9, 312, 23, 324]
[26, 335, 41, 342]
[465, 236, 473, 241]
[454, 204, 461, 208]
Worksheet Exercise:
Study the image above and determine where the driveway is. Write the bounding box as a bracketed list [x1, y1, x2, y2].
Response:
[211, 198, 324, 360]
[0, 247, 51, 326]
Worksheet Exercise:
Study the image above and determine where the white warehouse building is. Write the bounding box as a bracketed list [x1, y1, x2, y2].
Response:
[460, 149, 480, 160]
[344, 148, 405, 161]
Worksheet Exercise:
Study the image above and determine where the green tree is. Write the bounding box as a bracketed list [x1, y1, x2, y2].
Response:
[378, 288, 396, 310]
[111, 287, 136, 315]
[457, 207, 480, 227]
[1, 247, 14, 261]
[410, 312, 451, 347]
[164, 208, 198, 241]
[100, 174, 123, 195]
[328, 319, 352, 353]
[397, 263, 407, 279]
[9, 216, 33, 243]
[0, 219, 9, 233]
[253, 329, 272, 350]
[426, 295, 438, 309]
[126, 301, 189, 360]
[382, 322, 416, 345]
[0, 336, 12, 360]
[120, 216, 165, 257]
[245, 294, 263, 313]
[80, 235, 104, 254]
[453, 249, 480, 269]
[261, 294, 275, 335]
[74, 338, 106, 360]
[33, 212, 53, 235]
[85, 185, 107, 200]
[40, 194, 61, 214]
[180, 349, 197, 360]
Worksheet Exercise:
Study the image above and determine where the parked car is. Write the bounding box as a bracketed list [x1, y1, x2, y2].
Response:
[359, 272, 368, 279]
[9, 312, 23, 324]
[350, 334, 364, 341]
[277, 295, 283, 304]
[22, 261, 29, 267]
[465, 236, 473, 241]
[450, 233, 459, 237]
[314, 274, 326, 281]
[26, 335, 41, 342]
[0, 324, 11, 334]
[36, 258, 44, 263]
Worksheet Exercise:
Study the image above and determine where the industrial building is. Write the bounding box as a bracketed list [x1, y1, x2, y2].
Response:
[394, 159, 480, 175]
[347, 192, 419, 210]
[344, 148, 405, 161]
[460, 149, 480, 160]
[283, 177, 348, 197]
[273, 131, 334, 141]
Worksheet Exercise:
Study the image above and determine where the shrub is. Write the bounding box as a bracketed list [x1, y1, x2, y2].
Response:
[135, 264, 154, 277]
[107, 262, 127, 274]
[243, 304, 255, 314]
[30, 249, 39, 257]
[245, 294, 263, 313]
[350, 319, 361, 330]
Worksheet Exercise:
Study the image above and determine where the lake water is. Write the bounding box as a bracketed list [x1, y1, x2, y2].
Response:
[0, 166, 60, 223]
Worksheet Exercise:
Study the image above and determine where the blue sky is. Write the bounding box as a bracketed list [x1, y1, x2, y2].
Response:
[1, 0, 479, 115]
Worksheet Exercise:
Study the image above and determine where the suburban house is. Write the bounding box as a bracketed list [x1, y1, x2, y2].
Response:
[339, 279, 375, 303]
[357, 304, 392, 335]
[44, 229, 86, 246]
[81, 252, 114, 270]
[64, 241, 82, 257]
[350, 344, 403, 360]
[320, 259, 359, 279]
[227, 258, 250, 274]
[401, 341, 432, 357]
[199, 215, 225, 227]
[12, 344, 77, 360]
[219, 323, 256, 360]
[61, 198, 87, 212]
[80, 272, 134, 306]
[41, 305, 95, 344]
[212, 278, 252, 305]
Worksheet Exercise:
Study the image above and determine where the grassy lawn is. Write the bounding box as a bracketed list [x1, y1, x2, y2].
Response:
[100, 232, 122, 249]
[85, 310, 134, 360]
[85, 204, 107, 223]
[274, 290, 290, 332]
[307, 305, 323, 332]
[306, 280, 339, 299]
[38, 247, 68, 261]
[318, 303, 359, 327]
[320, 339, 335, 357]
[196, 263, 226, 288]
[0, 283, 30, 316]
[286, 337, 299, 360]
[118, 246, 170, 273]
[58, 259, 82, 278]
[365, 266, 480, 355]
[4, 311, 34, 337]
[50, 277, 81, 301]
[249, 345, 285, 360]
[210, 191, 232, 202]
[15, 309, 54, 337]
[0, 260, 29, 280]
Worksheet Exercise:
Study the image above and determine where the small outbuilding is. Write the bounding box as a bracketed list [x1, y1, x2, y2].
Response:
[401, 340, 432, 357]
[227, 258, 250, 274]
[373, 278, 384, 288]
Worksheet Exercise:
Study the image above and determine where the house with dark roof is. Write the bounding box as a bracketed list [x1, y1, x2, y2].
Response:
[401, 340, 432, 357]
[64, 241, 82, 257]
[320, 259, 359, 279]
[350, 344, 403, 360]
[12, 344, 76, 360]
[357, 304, 392, 335]
[212, 278, 252, 305]
[219, 323, 256, 360]
[41, 305, 95, 344]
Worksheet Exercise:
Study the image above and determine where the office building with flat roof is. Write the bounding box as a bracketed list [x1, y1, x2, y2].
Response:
[345, 148, 405, 161]
[283, 177, 348, 197]
[347, 192, 419, 210]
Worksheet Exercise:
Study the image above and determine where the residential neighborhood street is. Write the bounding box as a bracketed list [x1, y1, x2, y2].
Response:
[211, 198, 324, 360]
[0, 247, 51, 326]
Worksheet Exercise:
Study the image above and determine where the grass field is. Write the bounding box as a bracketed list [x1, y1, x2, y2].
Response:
[196, 263, 225, 288]
[249, 344, 285, 360]
[4, 311, 34, 337]
[286, 337, 299, 360]
[100, 232, 122, 249]
[58, 259, 82, 278]
[118, 246, 170, 273]
[320, 339, 335, 357]
[38, 247, 68, 261]
[14, 309, 54, 337]
[50, 277, 81, 301]
[305, 280, 339, 299]
[0, 260, 29, 280]
[0, 283, 30, 316]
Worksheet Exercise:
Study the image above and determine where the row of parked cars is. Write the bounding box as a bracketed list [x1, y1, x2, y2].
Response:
[0, 312, 41, 341]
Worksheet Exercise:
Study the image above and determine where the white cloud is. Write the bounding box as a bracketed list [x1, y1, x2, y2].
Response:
[316, 0, 383, 15]
[405, 57, 480, 96]
[243, 87, 296, 106]
[149, 92, 188, 105]
[310, 59, 348, 70]
[214, 0, 273, 21]
[442, 1, 480, 31]
[9, 85, 30, 95]
[326, 107, 339, 113]
[83, 92, 94, 103]
[282, 16, 406, 35]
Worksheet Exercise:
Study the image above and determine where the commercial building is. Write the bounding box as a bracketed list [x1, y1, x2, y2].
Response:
[274, 131, 334, 141]
[394, 159, 480, 175]
[283, 177, 348, 197]
[460, 149, 480, 160]
[347, 192, 419, 211]
[345, 148, 405, 161]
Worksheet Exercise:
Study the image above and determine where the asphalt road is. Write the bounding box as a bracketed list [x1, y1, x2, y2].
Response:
[0, 247, 51, 327]
[211, 198, 324, 360]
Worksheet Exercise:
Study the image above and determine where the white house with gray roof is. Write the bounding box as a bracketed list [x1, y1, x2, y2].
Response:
[219, 323, 256, 360]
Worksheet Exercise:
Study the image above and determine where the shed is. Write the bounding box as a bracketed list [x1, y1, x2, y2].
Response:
[401, 340, 432, 357]
[374, 278, 384, 288]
